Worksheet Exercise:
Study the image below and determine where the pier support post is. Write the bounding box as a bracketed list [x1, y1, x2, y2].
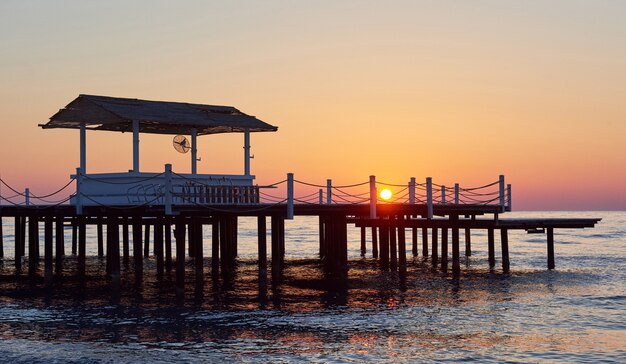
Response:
[379, 219, 390, 271]
[441, 228, 448, 272]
[28, 214, 39, 278]
[412, 224, 417, 257]
[55, 215, 64, 275]
[360, 226, 366, 257]
[258, 216, 267, 287]
[97, 218, 104, 257]
[144, 223, 150, 257]
[0, 218, 3, 259]
[122, 218, 129, 268]
[547, 228, 555, 270]
[44, 215, 53, 285]
[193, 219, 203, 287]
[451, 216, 460, 275]
[398, 221, 407, 275]
[487, 228, 495, 268]
[78, 216, 86, 277]
[319, 216, 325, 258]
[109, 217, 121, 290]
[71, 220, 77, 255]
[371, 226, 378, 258]
[14, 217, 21, 272]
[211, 218, 219, 278]
[155, 217, 164, 280]
[175, 219, 186, 297]
[432, 228, 438, 266]
[20, 216, 26, 257]
[271, 215, 281, 283]
[389, 220, 397, 272]
[422, 227, 428, 257]
[501, 229, 510, 273]
[165, 219, 172, 273]
[132, 216, 143, 276]
[465, 228, 472, 257]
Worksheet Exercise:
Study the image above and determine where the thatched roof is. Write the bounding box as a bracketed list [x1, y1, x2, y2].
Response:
[40, 94, 278, 135]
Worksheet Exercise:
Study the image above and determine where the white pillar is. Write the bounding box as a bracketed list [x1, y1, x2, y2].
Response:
[244, 128, 251, 176]
[454, 183, 460, 204]
[191, 128, 197, 175]
[370, 175, 377, 218]
[75, 167, 83, 215]
[287, 173, 294, 219]
[441, 185, 446, 204]
[132, 120, 140, 173]
[499, 175, 505, 211]
[80, 123, 86, 174]
[165, 164, 173, 215]
[507, 183, 512, 211]
[326, 179, 332, 205]
[426, 177, 433, 219]
[409, 177, 416, 204]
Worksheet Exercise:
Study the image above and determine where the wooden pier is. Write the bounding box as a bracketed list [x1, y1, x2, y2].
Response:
[0, 94, 602, 297]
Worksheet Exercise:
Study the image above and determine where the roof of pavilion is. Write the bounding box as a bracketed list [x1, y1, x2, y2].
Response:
[39, 94, 278, 135]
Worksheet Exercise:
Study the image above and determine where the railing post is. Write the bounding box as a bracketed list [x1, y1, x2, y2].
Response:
[426, 177, 433, 219]
[499, 175, 505, 211]
[326, 179, 332, 205]
[75, 167, 83, 215]
[454, 183, 459, 205]
[165, 164, 173, 215]
[319, 189, 323, 204]
[369, 175, 377, 219]
[287, 173, 294, 220]
[25, 188, 30, 206]
[507, 183, 512, 211]
[409, 177, 416, 204]
[441, 185, 446, 204]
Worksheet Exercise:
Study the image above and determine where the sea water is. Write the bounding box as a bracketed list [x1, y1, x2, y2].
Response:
[0, 211, 624, 363]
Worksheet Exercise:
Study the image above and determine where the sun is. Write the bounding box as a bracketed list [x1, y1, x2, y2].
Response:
[380, 188, 392, 201]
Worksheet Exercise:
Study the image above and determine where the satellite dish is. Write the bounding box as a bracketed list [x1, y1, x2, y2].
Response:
[173, 135, 190, 154]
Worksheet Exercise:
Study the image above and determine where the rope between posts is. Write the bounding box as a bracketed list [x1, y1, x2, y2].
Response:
[461, 180, 500, 191]
[294, 179, 369, 188]
[28, 178, 76, 198]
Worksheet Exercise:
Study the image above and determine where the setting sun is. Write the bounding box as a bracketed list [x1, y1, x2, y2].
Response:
[380, 189, 392, 201]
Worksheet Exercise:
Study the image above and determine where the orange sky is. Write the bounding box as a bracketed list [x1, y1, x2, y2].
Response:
[1, 1, 625, 210]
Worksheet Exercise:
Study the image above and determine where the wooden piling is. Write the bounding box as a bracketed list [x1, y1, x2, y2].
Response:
[55, 214, 64, 275]
[144, 223, 150, 257]
[78, 216, 86, 277]
[412, 226, 417, 257]
[487, 228, 495, 268]
[211, 218, 219, 278]
[319, 216, 325, 258]
[547, 227, 555, 270]
[271, 215, 281, 282]
[379, 220, 390, 271]
[441, 228, 448, 272]
[258, 216, 267, 284]
[20, 216, 26, 257]
[97, 218, 104, 257]
[165, 219, 172, 273]
[122, 218, 129, 268]
[389, 222, 397, 272]
[28, 214, 38, 278]
[501, 228, 510, 273]
[175, 219, 186, 297]
[155, 217, 164, 280]
[187, 219, 195, 258]
[219, 216, 230, 275]
[109, 216, 121, 289]
[44, 216, 53, 285]
[432, 227, 438, 266]
[465, 228, 472, 257]
[71, 220, 77, 255]
[398, 223, 407, 275]
[422, 227, 428, 257]
[360, 226, 366, 257]
[132, 215, 143, 274]
[371, 226, 378, 258]
[14, 216, 22, 272]
[0, 217, 3, 259]
[451, 223, 460, 275]
[193, 218, 203, 286]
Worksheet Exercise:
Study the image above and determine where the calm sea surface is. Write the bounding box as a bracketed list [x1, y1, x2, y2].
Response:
[0, 211, 624, 363]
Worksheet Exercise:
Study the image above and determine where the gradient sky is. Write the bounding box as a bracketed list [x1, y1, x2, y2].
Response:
[1, 0, 625, 210]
